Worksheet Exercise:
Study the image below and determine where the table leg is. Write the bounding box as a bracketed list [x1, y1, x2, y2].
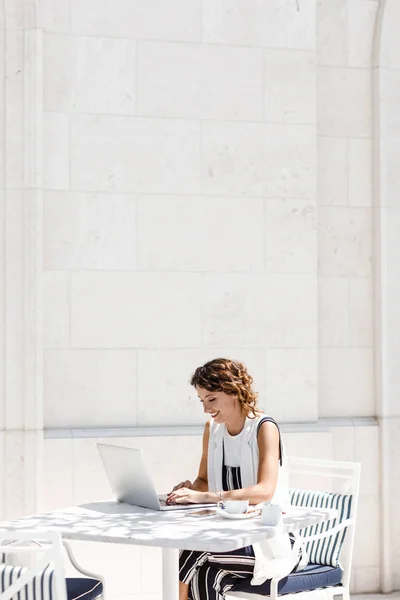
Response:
[162, 547, 179, 600]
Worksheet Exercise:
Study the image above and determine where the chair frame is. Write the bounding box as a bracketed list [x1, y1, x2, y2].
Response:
[0, 531, 105, 600]
[227, 456, 361, 600]
[62, 540, 105, 599]
[0, 530, 67, 600]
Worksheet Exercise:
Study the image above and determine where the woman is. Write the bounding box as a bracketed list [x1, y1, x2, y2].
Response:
[167, 358, 304, 600]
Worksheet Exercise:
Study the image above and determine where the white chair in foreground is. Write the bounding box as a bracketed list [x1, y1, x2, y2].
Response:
[0, 530, 104, 600]
[227, 457, 361, 600]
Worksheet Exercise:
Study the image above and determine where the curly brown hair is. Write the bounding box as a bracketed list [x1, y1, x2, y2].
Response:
[190, 358, 259, 418]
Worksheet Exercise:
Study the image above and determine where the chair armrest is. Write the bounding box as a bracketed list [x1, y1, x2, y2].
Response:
[300, 518, 355, 543]
[62, 541, 105, 589]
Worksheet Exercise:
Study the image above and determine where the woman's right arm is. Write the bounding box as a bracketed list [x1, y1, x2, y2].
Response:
[191, 421, 210, 492]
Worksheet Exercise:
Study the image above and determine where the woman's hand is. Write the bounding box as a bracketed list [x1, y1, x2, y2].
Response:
[170, 480, 193, 493]
[167, 487, 208, 505]
[166, 480, 193, 504]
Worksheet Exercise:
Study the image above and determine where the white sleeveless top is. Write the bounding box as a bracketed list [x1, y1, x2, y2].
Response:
[223, 427, 243, 467]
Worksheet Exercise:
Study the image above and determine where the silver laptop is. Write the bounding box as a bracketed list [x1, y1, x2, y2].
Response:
[97, 443, 214, 511]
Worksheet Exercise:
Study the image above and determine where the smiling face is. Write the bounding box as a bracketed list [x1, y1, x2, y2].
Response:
[196, 386, 242, 425]
[191, 358, 259, 426]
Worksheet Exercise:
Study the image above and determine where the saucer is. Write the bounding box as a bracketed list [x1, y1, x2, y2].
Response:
[215, 507, 258, 520]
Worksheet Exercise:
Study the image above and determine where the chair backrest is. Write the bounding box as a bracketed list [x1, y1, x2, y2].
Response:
[0, 530, 67, 600]
[287, 456, 361, 587]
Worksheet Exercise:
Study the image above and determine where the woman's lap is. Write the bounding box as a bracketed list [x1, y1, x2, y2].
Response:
[180, 546, 256, 599]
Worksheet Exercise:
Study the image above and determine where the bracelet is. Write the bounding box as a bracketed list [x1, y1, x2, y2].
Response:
[212, 490, 224, 502]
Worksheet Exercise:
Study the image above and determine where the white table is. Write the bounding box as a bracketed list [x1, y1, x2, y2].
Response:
[0, 502, 336, 600]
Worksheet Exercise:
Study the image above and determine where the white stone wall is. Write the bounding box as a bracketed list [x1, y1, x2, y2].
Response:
[41, 0, 318, 429]
[39, 0, 380, 430]
[1, 0, 400, 596]
[317, 0, 376, 420]
[373, 0, 400, 591]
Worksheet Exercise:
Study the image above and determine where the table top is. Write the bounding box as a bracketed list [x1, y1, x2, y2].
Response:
[0, 502, 336, 553]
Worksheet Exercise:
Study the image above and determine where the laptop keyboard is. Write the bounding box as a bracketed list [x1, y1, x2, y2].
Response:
[158, 495, 216, 511]
[158, 495, 176, 506]
[158, 495, 194, 509]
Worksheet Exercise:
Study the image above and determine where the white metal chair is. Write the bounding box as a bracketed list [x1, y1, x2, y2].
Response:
[0, 530, 104, 600]
[62, 540, 105, 600]
[227, 457, 361, 600]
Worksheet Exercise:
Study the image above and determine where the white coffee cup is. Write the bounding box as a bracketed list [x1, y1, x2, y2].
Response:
[219, 499, 249, 514]
[261, 502, 283, 526]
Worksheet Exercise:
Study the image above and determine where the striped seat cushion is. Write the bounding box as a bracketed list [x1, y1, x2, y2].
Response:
[289, 488, 353, 567]
[0, 564, 102, 600]
[231, 563, 343, 596]
[0, 563, 55, 600]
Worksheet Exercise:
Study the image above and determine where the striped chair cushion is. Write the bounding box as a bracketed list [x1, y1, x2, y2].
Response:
[289, 488, 353, 567]
[0, 563, 55, 600]
[0, 564, 102, 600]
